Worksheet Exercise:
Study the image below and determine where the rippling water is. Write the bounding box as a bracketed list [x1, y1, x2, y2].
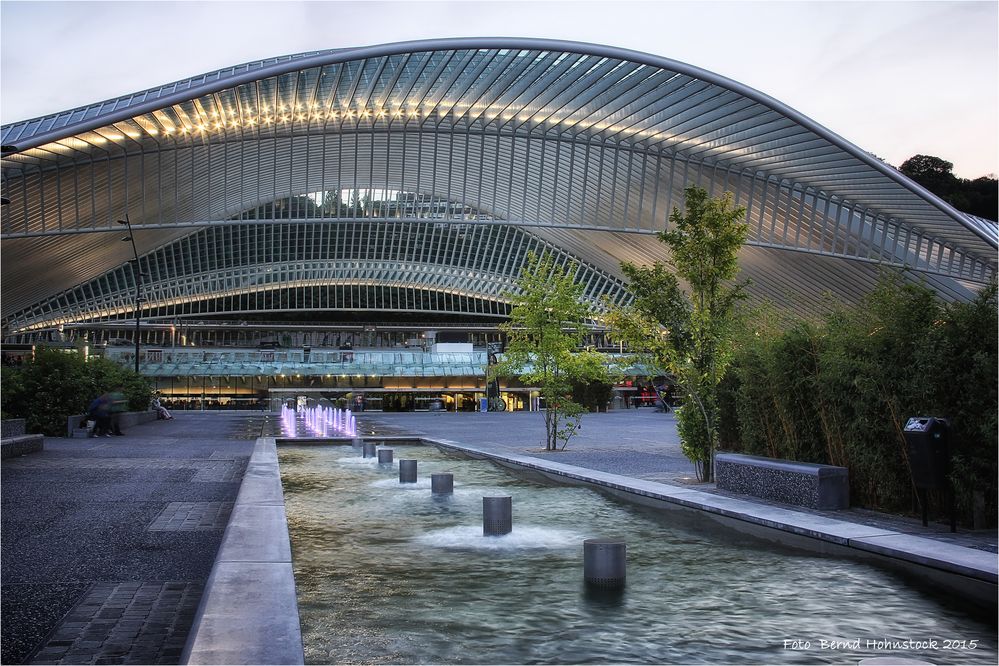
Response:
[279, 444, 997, 665]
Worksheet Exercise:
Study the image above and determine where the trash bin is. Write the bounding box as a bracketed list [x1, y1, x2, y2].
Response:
[480, 397, 489, 413]
[903, 417, 950, 490]
[903, 416, 955, 531]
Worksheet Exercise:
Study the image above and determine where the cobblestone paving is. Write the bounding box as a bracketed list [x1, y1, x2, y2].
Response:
[28, 582, 202, 665]
[147, 502, 234, 531]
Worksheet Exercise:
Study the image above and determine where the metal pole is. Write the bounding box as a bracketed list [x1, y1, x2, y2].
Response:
[118, 215, 142, 375]
[133, 290, 140, 375]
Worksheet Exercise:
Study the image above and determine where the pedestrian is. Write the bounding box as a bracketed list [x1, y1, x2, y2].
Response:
[151, 395, 173, 420]
[87, 393, 112, 437]
[109, 388, 127, 435]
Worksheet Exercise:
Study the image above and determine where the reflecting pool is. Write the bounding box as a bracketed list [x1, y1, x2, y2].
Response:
[279, 443, 997, 665]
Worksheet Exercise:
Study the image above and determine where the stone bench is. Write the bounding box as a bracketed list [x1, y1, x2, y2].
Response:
[67, 414, 94, 438]
[1, 434, 44, 459]
[1, 418, 26, 438]
[715, 452, 849, 510]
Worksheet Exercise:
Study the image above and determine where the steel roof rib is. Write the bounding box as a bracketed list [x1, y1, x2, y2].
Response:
[2, 37, 995, 332]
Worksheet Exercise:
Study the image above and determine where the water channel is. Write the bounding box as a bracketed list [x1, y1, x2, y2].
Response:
[278, 442, 997, 664]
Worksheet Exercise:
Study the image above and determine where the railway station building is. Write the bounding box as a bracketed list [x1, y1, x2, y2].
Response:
[2, 38, 995, 411]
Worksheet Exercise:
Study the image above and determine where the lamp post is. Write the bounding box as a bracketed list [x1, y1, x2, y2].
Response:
[117, 216, 144, 374]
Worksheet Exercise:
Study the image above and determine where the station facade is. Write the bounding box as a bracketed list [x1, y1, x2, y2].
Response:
[2, 38, 995, 411]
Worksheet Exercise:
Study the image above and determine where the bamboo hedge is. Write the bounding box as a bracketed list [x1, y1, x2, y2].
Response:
[717, 275, 997, 527]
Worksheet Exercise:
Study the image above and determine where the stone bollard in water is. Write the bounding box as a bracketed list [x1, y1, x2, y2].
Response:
[399, 459, 417, 483]
[482, 496, 512, 536]
[431, 473, 454, 495]
[583, 538, 626, 589]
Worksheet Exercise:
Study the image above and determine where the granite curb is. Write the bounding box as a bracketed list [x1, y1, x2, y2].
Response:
[180, 437, 304, 665]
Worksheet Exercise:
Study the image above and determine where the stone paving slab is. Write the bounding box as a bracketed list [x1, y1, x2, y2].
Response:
[183, 562, 301, 666]
[28, 581, 202, 665]
[190, 461, 246, 483]
[147, 502, 234, 531]
[235, 461, 286, 504]
[183, 437, 301, 665]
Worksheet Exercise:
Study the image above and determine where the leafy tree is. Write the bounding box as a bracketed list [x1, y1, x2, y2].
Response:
[900, 155, 958, 192]
[606, 186, 748, 480]
[899, 154, 997, 219]
[492, 252, 609, 451]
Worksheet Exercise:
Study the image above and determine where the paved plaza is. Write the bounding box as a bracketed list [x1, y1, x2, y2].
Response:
[2, 409, 995, 664]
[359, 407, 698, 483]
[1, 414, 255, 665]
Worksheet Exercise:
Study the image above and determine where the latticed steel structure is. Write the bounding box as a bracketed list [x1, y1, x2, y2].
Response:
[2, 37, 996, 339]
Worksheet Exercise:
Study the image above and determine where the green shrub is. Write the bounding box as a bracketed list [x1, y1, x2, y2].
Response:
[0, 347, 153, 435]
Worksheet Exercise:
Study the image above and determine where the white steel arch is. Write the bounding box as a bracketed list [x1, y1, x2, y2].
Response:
[2, 38, 995, 333]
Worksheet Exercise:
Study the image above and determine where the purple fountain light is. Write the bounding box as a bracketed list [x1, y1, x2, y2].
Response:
[290, 404, 358, 438]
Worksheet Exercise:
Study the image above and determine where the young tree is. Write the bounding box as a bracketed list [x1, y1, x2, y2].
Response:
[606, 186, 749, 480]
[493, 252, 608, 451]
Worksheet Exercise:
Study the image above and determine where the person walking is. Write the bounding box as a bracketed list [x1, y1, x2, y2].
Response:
[109, 388, 127, 435]
[87, 393, 112, 437]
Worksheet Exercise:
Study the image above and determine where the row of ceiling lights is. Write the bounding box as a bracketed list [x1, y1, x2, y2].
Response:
[31, 99, 661, 156]
[148, 100, 622, 135]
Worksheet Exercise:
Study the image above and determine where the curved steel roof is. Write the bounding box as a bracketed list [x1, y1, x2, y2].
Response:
[2, 37, 995, 333]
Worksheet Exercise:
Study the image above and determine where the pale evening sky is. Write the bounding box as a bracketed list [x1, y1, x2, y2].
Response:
[1, 0, 996, 179]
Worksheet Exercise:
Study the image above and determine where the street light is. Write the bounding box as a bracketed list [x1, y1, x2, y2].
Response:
[117, 216, 145, 374]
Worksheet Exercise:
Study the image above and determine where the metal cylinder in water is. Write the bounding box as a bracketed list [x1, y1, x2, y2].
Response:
[377, 448, 394, 464]
[431, 473, 454, 495]
[399, 459, 417, 483]
[351, 437, 363, 449]
[583, 538, 626, 589]
[362, 442, 377, 458]
[483, 496, 512, 536]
